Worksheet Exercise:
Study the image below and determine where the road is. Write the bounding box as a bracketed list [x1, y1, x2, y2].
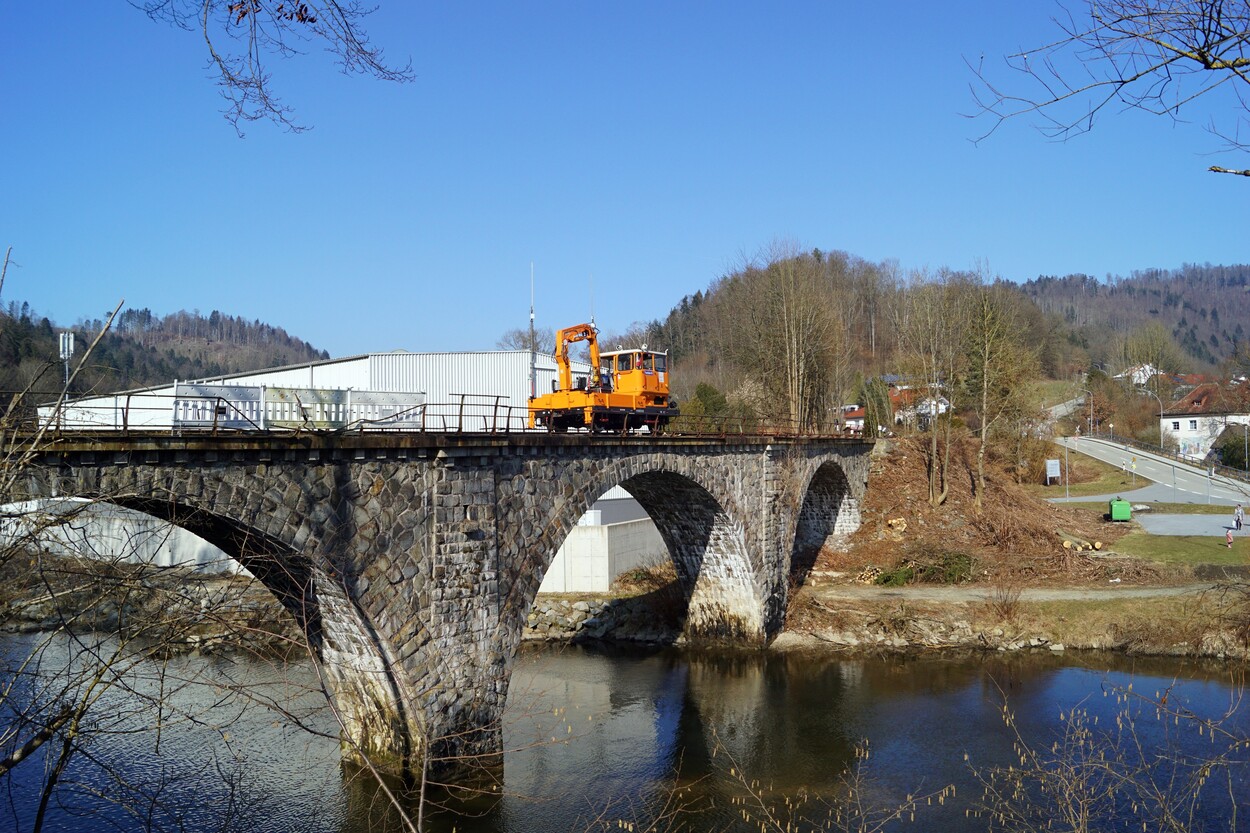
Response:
[1051, 435, 1250, 506]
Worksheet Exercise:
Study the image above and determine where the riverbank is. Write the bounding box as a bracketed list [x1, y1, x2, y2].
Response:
[4, 555, 1248, 661]
[778, 578, 1250, 659]
[0, 553, 299, 656]
[524, 579, 1250, 659]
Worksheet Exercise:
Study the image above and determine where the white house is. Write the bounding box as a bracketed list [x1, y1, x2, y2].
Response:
[1115, 364, 1162, 387]
[1161, 382, 1250, 461]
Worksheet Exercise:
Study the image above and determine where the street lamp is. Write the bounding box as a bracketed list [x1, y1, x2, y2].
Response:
[1137, 386, 1164, 448]
[1079, 387, 1094, 436]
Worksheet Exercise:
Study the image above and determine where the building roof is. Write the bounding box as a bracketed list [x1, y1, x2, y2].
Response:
[1165, 382, 1250, 417]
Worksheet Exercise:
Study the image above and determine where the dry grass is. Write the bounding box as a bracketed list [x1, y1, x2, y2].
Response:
[985, 595, 1223, 653]
[610, 560, 686, 630]
[611, 559, 677, 594]
[982, 578, 1023, 623]
[829, 435, 1133, 585]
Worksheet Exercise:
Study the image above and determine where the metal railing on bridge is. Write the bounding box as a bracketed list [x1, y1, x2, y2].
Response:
[25, 388, 861, 439]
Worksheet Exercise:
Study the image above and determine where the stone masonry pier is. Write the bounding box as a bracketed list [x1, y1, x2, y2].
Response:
[15, 432, 871, 782]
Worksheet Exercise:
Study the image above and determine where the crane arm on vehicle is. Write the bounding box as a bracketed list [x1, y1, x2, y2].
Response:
[554, 323, 601, 391]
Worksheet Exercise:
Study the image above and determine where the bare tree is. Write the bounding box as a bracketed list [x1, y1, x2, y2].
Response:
[1122, 320, 1185, 393]
[962, 284, 1041, 511]
[710, 244, 846, 431]
[971, 0, 1250, 177]
[496, 326, 555, 353]
[894, 271, 972, 507]
[135, 1, 413, 132]
[596, 321, 653, 352]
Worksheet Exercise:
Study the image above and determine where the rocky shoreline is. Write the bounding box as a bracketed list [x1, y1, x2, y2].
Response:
[3, 558, 1245, 661]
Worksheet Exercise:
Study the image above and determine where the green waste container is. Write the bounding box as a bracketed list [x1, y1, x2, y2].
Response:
[1109, 498, 1132, 522]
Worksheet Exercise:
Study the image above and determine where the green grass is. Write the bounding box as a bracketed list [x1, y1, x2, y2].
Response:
[1034, 379, 1081, 408]
[1024, 453, 1144, 498]
[1111, 531, 1247, 566]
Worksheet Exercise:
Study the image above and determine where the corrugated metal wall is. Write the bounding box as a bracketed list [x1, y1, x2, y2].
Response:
[196, 356, 373, 390]
[46, 351, 595, 431]
[369, 351, 593, 429]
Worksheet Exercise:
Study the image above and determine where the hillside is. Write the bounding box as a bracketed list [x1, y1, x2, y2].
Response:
[0, 302, 328, 401]
[639, 257, 1250, 420]
[1020, 264, 1250, 369]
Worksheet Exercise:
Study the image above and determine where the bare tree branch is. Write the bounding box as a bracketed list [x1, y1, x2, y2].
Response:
[969, 1, 1250, 175]
[133, 1, 414, 133]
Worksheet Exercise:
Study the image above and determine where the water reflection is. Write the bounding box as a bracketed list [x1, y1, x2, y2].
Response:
[2, 633, 1246, 833]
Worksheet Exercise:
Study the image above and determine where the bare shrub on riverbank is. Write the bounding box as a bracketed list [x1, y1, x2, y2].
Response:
[1212, 581, 1250, 649]
[968, 682, 1250, 833]
[612, 559, 686, 630]
[983, 578, 1023, 623]
[1111, 602, 1216, 656]
[709, 730, 955, 833]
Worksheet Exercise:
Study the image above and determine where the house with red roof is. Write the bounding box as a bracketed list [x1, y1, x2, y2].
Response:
[1163, 382, 1250, 461]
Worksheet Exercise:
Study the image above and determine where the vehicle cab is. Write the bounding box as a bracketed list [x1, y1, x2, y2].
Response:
[601, 348, 671, 402]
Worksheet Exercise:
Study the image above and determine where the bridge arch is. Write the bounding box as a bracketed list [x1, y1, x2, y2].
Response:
[789, 459, 859, 588]
[497, 454, 767, 651]
[16, 466, 425, 780]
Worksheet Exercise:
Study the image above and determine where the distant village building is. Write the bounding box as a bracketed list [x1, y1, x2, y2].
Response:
[1115, 364, 1162, 387]
[1162, 382, 1250, 461]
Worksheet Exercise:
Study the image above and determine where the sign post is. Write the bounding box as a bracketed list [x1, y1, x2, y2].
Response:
[1045, 458, 1061, 487]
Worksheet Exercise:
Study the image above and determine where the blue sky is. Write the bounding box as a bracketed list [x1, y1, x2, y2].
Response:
[2, 2, 1246, 358]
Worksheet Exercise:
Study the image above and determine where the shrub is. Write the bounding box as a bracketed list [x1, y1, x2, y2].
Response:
[876, 545, 976, 587]
[874, 565, 914, 586]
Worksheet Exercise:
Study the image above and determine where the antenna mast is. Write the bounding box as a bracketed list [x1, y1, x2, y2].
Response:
[529, 263, 537, 400]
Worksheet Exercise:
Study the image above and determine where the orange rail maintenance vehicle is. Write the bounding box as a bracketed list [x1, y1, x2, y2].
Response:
[528, 322, 679, 433]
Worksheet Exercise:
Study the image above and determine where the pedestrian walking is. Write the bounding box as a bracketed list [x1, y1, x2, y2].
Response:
[1236, 505, 1244, 531]
[1227, 528, 1235, 549]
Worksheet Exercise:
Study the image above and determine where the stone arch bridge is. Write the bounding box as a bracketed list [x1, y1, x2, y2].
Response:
[16, 432, 871, 782]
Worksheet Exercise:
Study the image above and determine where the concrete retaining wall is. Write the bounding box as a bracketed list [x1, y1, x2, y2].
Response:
[538, 518, 668, 593]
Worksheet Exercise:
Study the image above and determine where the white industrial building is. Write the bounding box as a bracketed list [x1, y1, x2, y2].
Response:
[25, 350, 664, 594]
[40, 350, 595, 433]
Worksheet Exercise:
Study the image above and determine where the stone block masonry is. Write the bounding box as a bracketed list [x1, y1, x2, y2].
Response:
[19, 432, 870, 783]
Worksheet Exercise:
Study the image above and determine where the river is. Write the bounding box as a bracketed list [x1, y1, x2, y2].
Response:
[2, 633, 1247, 832]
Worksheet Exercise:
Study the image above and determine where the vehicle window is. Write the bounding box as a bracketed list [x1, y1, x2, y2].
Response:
[654, 355, 667, 372]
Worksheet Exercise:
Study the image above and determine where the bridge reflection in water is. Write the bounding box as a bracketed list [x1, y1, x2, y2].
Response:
[8, 632, 1241, 833]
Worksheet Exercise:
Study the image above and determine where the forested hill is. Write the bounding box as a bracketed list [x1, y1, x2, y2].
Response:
[1019, 264, 1250, 368]
[0, 302, 329, 399]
